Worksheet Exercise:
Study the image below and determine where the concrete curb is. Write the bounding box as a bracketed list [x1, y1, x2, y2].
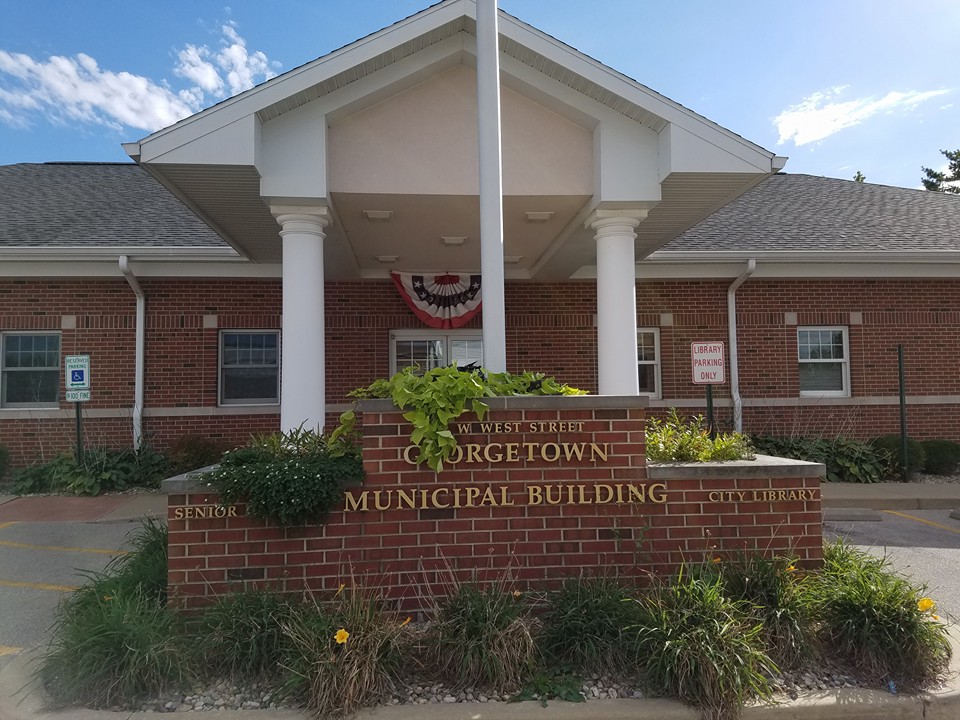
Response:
[821, 508, 882, 522]
[2, 628, 958, 720]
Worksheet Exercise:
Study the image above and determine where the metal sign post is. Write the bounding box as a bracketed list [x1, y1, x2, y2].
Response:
[64, 355, 91, 464]
[691, 342, 726, 438]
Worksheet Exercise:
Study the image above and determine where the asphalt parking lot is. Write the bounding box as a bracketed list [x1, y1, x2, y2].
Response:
[0, 511, 136, 671]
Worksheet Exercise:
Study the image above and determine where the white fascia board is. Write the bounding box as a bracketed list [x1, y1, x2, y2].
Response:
[126, 0, 472, 163]
[648, 250, 960, 264]
[496, 12, 778, 169]
[0, 247, 241, 260]
[0, 259, 281, 279]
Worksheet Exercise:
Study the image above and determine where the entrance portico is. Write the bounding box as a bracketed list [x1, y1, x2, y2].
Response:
[123, 0, 784, 430]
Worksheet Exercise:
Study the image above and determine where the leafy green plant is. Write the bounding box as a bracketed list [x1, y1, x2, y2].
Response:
[805, 540, 952, 691]
[870, 434, 926, 478]
[0, 443, 9, 484]
[716, 554, 815, 669]
[280, 586, 406, 717]
[752, 435, 887, 483]
[510, 668, 585, 707]
[344, 366, 585, 471]
[538, 574, 641, 674]
[920, 439, 960, 476]
[646, 409, 755, 463]
[166, 434, 231, 475]
[629, 568, 776, 720]
[423, 579, 536, 692]
[203, 426, 364, 526]
[11, 447, 170, 496]
[194, 588, 293, 681]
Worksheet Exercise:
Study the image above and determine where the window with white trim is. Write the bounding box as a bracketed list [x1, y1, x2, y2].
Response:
[797, 326, 850, 397]
[1, 332, 61, 408]
[390, 330, 484, 376]
[637, 328, 661, 398]
[219, 331, 280, 405]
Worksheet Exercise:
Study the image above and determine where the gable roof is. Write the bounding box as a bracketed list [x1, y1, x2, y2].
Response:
[0, 163, 231, 252]
[659, 173, 960, 255]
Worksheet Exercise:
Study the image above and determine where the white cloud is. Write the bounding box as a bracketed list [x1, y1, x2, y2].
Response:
[0, 22, 279, 134]
[774, 86, 950, 146]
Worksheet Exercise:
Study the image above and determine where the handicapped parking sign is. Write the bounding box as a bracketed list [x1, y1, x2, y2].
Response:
[64, 355, 91, 390]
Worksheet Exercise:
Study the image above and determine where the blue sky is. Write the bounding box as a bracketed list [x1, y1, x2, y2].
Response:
[0, 0, 956, 189]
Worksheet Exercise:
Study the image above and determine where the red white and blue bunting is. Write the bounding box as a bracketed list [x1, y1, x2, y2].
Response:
[391, 272, 482, 329]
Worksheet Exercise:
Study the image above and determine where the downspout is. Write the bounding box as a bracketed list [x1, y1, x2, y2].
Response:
[119, 256, 145, 450]
[728, 259, 756, 432]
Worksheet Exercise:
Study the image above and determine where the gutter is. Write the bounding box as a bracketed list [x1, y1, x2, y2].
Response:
[727, 259, 756, 432]
[118, 256, 145, 450]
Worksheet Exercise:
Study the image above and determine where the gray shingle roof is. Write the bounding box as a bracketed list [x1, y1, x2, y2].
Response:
[662, 173, 960, 253]
[0, 163, 228, 248]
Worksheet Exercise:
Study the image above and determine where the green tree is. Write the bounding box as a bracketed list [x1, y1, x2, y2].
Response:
[853, 171, 866, 183]
[921, 149, 960, 193]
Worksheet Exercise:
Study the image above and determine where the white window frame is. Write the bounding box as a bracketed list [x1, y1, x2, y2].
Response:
[637, 327, 662, 399]
[797, 326, 850, 398]
[389, 329, 484, 376]
[0, 331, 61, 409]
[218, 330, 280, 407]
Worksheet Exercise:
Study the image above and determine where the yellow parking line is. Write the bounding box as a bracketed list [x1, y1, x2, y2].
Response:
[0, 540, 123, 556]
[883, 510, 960, 535]
[0, 646, 23, 657]
[0, 579, 78, 592]
[0, 522, 17, 530]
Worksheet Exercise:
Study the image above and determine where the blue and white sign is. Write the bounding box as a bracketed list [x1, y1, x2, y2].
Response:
[64, 355, 91, 390]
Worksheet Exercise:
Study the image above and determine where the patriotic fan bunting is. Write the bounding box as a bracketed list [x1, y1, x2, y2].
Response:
[391, 272, 482, 329]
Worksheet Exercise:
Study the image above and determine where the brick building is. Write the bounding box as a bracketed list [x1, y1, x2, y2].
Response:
[2, 0, 959, 468]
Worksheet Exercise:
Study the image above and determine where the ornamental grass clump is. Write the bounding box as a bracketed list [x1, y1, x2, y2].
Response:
[280, 585, 406, 718]
[193, 587, 294, 682]
[537, 574, 642, 675]
[806, 540, 952, 691]
[36, 519, 188, 708]
[629, 568, 776, 720]
[422, 578, 536, 693]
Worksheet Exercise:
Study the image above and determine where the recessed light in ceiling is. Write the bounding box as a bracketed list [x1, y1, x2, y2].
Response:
[376, 255, 398, 263]
[441, 236, 467, 246]
[504, 256, 523, 264]
[524, 211, 554, 223]
[363, 210, 393, 221]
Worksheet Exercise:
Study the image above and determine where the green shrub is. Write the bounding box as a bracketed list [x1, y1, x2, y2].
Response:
[646, 409, 755, 463]
[717, 554, 815, 669]
[167, 434, 230, 475]
[204, 426, 364, 526]
[538, 575, 641, 674]
[194, 588, 293, 681]
[920, 439, 960, 476]
[37, 519, 182, 708]
[806, 541, 951, 691]
[870, 434, 925, 477]
[629, 569, 776, 720]
[423, 579, 535, 692]
[752, 435, 887, 483]
[280, 587, 406, 717]
[11, 447, 170, 496]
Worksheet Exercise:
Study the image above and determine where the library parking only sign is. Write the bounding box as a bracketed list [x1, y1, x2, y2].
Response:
[691, 342, 725, 384]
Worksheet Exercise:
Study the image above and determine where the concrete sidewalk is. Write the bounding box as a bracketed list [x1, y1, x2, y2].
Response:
[1, 629, 959, 720]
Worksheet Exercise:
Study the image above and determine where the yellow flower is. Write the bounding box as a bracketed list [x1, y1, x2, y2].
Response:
[401, 616, 412, 627]
[334, 628, 349, 645]
[335, 583, 345, 597]
[918, 597, 936, 613]
[513, 590, 523, 598]
[711, 557, 722, 564]
[786, 565, 796, 573]
[933, 614, 941, 621]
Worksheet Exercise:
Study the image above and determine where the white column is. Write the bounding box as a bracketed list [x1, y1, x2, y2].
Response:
[588, 210, 647, 395]
[476, 0, 506, 372]
[273, 207, 330, 432]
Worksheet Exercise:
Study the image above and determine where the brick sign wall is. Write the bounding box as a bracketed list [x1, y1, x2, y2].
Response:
[166, 397, 823, 609]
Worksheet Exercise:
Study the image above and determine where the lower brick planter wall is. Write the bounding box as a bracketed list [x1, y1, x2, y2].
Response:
[165, 397, 823, 610]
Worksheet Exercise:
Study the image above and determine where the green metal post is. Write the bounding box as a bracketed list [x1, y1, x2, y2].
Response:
[706, 385, 715, 439]
[75, 401, 84, 466]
